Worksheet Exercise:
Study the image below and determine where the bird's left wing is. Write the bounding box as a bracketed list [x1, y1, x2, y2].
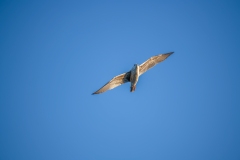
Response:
[92, 71, 131, 95]
[139, 52, 174, 75]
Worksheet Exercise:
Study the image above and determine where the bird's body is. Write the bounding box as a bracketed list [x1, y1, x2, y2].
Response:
[92, 52, 174, 95]
[130, 64, 140, 92]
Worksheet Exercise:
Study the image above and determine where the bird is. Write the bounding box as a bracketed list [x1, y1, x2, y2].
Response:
[92, 52, 174, 95]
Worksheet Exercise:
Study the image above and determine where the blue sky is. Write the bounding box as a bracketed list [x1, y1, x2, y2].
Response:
[1, 0, 240, 159]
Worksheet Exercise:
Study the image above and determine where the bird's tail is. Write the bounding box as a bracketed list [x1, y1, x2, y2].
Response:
[130, 85, 136, 92]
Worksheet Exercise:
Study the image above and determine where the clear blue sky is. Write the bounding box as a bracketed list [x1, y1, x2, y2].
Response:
[1, 0, 240, 160]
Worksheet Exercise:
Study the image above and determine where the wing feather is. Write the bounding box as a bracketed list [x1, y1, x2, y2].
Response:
[92, 71, 131, 94]
[139, 52, 174, 75]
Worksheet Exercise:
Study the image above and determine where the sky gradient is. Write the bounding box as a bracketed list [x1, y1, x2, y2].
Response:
[1, 0, 240, 160]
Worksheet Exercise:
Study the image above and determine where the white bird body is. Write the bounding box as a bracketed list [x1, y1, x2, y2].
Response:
[130, 64, 140, 92]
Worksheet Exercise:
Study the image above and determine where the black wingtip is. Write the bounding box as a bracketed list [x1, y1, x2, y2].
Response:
[163, 52, 174, 55]
[167, 52, 174, 56]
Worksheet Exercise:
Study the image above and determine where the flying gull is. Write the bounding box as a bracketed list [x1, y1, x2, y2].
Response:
[92, 52, 174, 94]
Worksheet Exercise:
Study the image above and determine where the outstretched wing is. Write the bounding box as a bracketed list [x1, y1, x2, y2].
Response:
[92, 71, 131, 95]
[139, 52, 174, 75]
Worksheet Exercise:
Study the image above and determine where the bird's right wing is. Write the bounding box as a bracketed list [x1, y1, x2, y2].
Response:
[139, 52, 174, 75]
[92, 71, 131, 95]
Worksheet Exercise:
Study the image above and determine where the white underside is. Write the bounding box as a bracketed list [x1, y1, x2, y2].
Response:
[130, 65, 140, 86]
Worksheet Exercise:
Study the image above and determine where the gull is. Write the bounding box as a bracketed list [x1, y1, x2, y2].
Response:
[92, 52, 174, 94]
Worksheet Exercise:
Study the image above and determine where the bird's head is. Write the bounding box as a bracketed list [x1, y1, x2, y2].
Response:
[132, 64, 139, 70]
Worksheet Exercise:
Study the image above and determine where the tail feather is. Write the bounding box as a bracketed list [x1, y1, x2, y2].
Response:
[130, 85, 136, 92]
